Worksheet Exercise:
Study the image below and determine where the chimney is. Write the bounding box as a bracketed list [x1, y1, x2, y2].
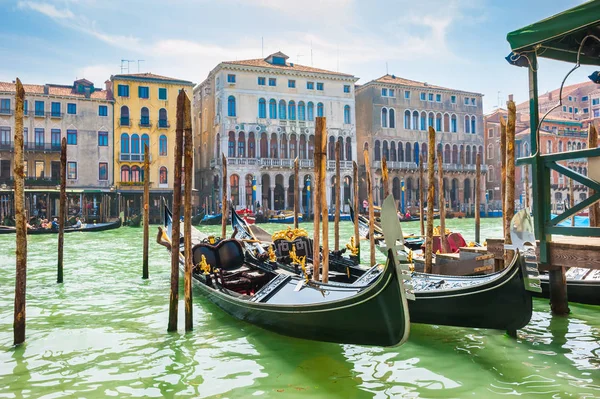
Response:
[548, 91, 553, 101]
[84, 87, 91, 99]
[44, 84, 49, 95]
[105, 80, 113, 100]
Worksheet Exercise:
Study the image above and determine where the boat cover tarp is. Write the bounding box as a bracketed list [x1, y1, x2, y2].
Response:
[506, 0, 600, 65]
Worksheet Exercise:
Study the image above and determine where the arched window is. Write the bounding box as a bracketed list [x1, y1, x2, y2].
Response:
[420, 111, 427, 130]
[288, 101, 296, 120]
[487, 144, 493, 159]
[228, 131, 236, 157]
[289, 134, 297, 158]
[389, 108, 395, 128]
[158, 108, 168, 128]
[280, 134, 288, 158]
[230, 174, 240, 206]
[328, 136, 336, 159]
[452, 145, 458, 164]
[258, 98, 266, 118]
[227, 95, 236, 117]
[141, 134, 149, 154]
[140, 107, 149, 126]
[248, 132, 256, 158]
[465, 115, 470, 133]
[307, 102, 314, 121]
[444, 144, 451, 163]
[382, 140, 389, 160]
[346, 137, 352, 161]
[260, 133, 268, 158]
[558, 141, 563, 152]
[344, 105, 351, 124]
[120, 106, 129, 126]
[317, 102, 324, 117]
[567, 141, 572, 151]
[577, 142, 582, 150]
[279, 100, 286, 119]
[338, 136, 344, 160]
[238, 132, 246, 157]
[390, 141, 397, 161]
[405, 142, 412, 163]
[269, 99, 277, 119]
[131, 165, 141, 182]
[121, 133, 129, 154]
[398, 142, 404, 162]
[120, 165, 130, 182]
[436, 113, 442, 132]
[546, 140, 552, 154]
[131, 134, 140, 155]
[412, 111, 419, 130]
[428, 112, 434, 129]
[404, 110, 411, 129]
[443, 114, 450, 132]
[374, 140, 381, 161]
[270, 133, 278, 158]
[488, 166, 494, 182]
[308, 135, 315, 158]
[451, 114, 457, 132]
[298, 101, 306, 121]
[381, 108, 388, 128]
[471, 116, 476, 134]
[300, 134, 307, 159]
[465, 145, 471, 165]
[159, 166, 168, 185]
[159, 135, 168, 156]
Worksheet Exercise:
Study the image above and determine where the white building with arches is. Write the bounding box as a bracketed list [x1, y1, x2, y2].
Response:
[355, 75, 485, 212]
[193, 52, 359, 213]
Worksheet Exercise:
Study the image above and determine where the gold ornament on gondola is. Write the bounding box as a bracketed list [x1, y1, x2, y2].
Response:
[345, 236, 359, 256]
[433, 226, 451, 236]
[268, 245, 277, 262]
[272, 227, 309, 243]
[290, 244, 309, 283]
[197, 254, 210, 275]
[208, 236, 217, 245]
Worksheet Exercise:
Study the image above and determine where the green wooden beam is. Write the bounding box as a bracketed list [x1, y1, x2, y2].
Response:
[549, 191, 600, 225]
[546, 226, 600, 236]
[550, 163, 600, 192]
[516, 156, 535, 166]
[541, 147, 600, 163]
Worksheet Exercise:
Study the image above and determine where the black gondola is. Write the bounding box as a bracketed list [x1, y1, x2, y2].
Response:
[537, 268, 600, 306]
[191, 212, 205, 226]
[0, 219, 121, 235]
[236, 198, 541, 331]
[158, 205, 412, 347]
[126, 214, 142, 227]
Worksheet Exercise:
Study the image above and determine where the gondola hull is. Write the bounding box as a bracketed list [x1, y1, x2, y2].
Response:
[127, 214, 142, 227]
[0, 219, 121, 235]
[537, 276, 600, 305]
[200, 214, 222, 225]
[268, 215, 302, 223]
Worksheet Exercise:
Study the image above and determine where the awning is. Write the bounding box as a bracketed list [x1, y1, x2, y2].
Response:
[506, 0, 600, 65]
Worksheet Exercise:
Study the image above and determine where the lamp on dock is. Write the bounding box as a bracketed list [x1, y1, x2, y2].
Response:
[589, 71, 600, 84]
[505, 52, 529, 67]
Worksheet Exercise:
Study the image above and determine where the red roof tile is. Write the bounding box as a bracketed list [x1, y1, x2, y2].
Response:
[112, 73, 193, 84]
[222, 58, 355, 77]
[0, 81, 111, 100]
[373, 74, 450, 90]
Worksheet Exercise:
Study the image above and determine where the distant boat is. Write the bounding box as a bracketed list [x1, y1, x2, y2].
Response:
[126, 214, 142, 227]
[268, 212, 302, 224]
[200, 213, 222, 225]
[328, 213, 351, 222]
[0, 219, 121, 235]
[191, 212, 205, 226]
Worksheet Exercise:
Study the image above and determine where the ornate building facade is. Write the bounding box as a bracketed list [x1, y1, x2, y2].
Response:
[193, 52, 358, 213]
[355, 75, 485, 212]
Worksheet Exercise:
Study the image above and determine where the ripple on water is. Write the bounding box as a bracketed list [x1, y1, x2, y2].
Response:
[0, 221, 599, 398]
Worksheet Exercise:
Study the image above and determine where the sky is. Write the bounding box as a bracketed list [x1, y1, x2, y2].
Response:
[0, 0, 597, 113]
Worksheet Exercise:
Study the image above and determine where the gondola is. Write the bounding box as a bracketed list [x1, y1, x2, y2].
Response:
[191, 212, 205, 226]
[126, 214, 142, 227]
[536, 268, 600, 305]
[349, 205, 425, 251]
[0, 219, 121, 235]
[328, 213, 351, 222]
[236, 197, 541, 331]
[158, 204, 412, 347]
[200, 213, 222, 225]
[268, 213, 302, 224]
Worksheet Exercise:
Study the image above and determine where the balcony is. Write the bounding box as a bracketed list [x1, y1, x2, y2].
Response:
[139, 118, 152, 128]
[50, 112, 63, 119]
[327, 160, 353, 170]
[0, 141, 62, 152]
[0, 109, 12, 116]
[120, 117, 130, 127]
[158, 120, 170, 129]
[119, 153, 151, 162]
[0, 177, 60, 187]
[34, 110, 46, 118]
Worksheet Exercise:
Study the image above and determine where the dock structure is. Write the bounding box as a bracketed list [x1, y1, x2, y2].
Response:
[505, 1, 600, 314]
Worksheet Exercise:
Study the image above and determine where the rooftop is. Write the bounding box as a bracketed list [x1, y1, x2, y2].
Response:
[0, 81, 110, 100]
[516, 81, 596, 110]
[111, 73, 194, 85]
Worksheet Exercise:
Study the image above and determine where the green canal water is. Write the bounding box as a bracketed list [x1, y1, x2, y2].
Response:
[0, 218, 599, 398]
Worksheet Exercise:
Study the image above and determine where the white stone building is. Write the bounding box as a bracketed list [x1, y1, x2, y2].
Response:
[193, 52, 359, 213]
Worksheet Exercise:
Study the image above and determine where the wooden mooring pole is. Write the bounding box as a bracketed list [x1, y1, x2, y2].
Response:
[569, 178, 575, 227]
[589, 124, 598, 227]
[424, 127, 436, 273]
[437, 149, 448, 253]
[294, 158, 299, 229]
[475, 153, 481, 243]
[334, 142, 341, 252]
[221, 153, 227, 239]
[364, 148, 375, 267]
[504, 100, 516, 262]
[319, 118, 329, 283]
[382, 156, 390, 199]
[524, 164, 530, 209]
[312, 117, 324, 282]
[183, 92, 193, 331]
[168, 90, 185, 332]
[58, 137, 66, 283]
[14, 78, 27, 345]
[353, 161, 360, 262]
[500, 117, 507, 237]
[419, 155, 425, 236]
[142, 144, 150, 279]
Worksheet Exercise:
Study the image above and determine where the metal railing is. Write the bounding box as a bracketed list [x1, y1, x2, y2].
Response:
[0, 177, 60, 186]
[120, 117, 130, 127]
[158, 120, 169, 128]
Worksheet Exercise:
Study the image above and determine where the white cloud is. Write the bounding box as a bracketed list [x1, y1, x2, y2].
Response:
[17, 1, 74, 19]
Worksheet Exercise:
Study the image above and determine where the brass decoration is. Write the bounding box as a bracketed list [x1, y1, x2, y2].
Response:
[208, 236, 217, 245]
[345, 236, 359, 256]
[272, 227, 309, 243]
[407, 249, 413, 263]
[268, 245, 277, 262]
[433, 226, 451, 237]
[197, 254, 210, 275]
[290, 244, 309, 283]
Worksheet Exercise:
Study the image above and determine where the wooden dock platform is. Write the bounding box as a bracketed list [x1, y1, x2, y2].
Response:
[486, 236, 600, 271]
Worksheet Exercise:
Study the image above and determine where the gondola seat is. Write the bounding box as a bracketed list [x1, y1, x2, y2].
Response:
[273, 236, 313, 259]
[192, 239, 245, 272]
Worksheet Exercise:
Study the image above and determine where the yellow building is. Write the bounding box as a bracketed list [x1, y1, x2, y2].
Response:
[109, 73, 194, 222]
